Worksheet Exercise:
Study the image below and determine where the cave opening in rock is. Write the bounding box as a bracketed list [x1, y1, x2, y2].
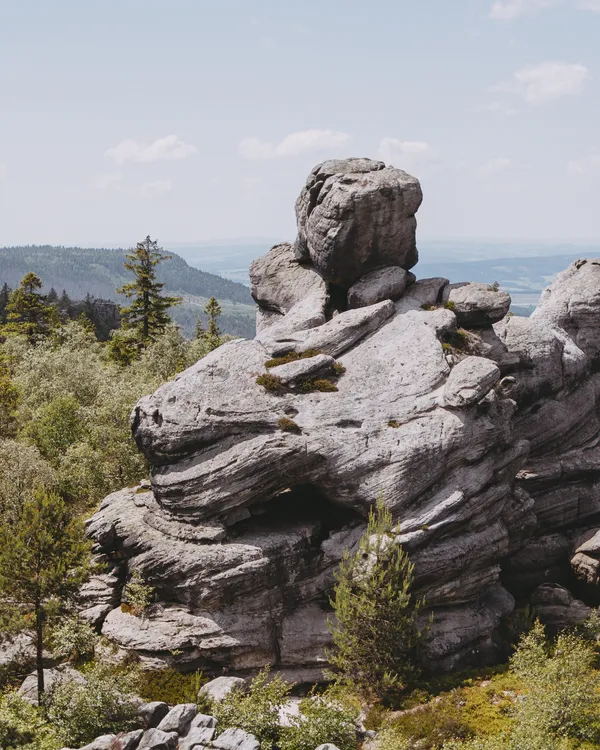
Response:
[228, 483, 363, 545]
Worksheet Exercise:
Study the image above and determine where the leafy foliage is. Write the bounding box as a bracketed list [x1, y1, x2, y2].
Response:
[212, 667, 292, 750]
[137, 667, 207, 706]
[121, 570, 155, 616]
[0, 692, 60, 750]
[280, 690, 358, 750]
[44, 664, 139, 745]
[328, 499, 425, 702]
[3, 273, 55, 343]
[50, 615, 97, 663]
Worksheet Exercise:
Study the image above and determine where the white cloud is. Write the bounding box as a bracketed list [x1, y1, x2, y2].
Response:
[238, 129, 351, 160]
[106, 135, 197, 164]
[478, 157, 515, 176]
[490, 0, 600, 17]
[495, 61, 588, 105]
[490, 0, 558, 19]
[567, 149, 600, 175]
[141, 180, 173, 196]
[90, 172, 122, 191]
[378, 138, 438, 170]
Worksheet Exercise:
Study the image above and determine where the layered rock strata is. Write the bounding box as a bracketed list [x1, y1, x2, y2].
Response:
[85, 158, 600, 679]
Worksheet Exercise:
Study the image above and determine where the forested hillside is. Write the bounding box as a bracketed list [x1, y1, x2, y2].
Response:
[0, 246, 256, 338]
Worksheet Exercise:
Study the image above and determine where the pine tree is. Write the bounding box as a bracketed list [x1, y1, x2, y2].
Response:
[203, 296, 222, 351]
[3, 273, 54, 342]
[59, 289, 72, 312]
[46, 287, 59, 305]
[117, 236, 182, 347]
[0, 283, 12, 324]
[195, 315, 205, 340]
[0, 489, 91, 699]
[327, 499, 425, 702]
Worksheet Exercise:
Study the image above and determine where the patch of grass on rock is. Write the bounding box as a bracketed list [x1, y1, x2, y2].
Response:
[278, 417, 301, 434]
[265, 349, 322, 368]
[300, 378, 338, 393]
[256, 373, 285, 394]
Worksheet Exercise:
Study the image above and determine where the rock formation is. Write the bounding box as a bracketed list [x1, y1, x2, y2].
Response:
[85, 158, 600, 680]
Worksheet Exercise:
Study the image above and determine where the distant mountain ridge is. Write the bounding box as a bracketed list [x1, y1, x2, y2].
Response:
[0, 245, 256, 338]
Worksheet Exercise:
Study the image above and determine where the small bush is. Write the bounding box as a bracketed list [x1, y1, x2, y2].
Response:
[385, 691, 473, 749]
[212, 667, 292, 750]
[0, 691, 60, 750]
[137, 667, 207, 706]
[256, 373, 285, 394]
[299, 378, 338, 393]
[264, 350, 322, 368]
[332, 362, 346, 376]
[51, 615, 97, 663]
[45, 664, 139, 746]
[444, 301, 456, 311]
[121, 570, 154, 617]
[421, 304, 437, 311]
[388, 420, 401, 428]
[488, 281, 500, 292]
[280, 690, 358, 750]
[278, 417, 301, 434]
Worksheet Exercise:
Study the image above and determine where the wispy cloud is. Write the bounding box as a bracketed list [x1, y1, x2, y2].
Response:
[478, 157, 517, 176]
[378, 138, 438, 171]
[106, 135, 197, 164]
[490, 0, 559, 20]
[141, 180, 173, 196]
[238, 129, 351, 160]
[494, 61, 588, 105]
[567, 149, 600, 175]
[490, 0, 600, 17]
[90, 172, 122, 191]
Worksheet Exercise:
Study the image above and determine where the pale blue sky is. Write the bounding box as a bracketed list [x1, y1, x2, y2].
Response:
[1, 0, 600, 245]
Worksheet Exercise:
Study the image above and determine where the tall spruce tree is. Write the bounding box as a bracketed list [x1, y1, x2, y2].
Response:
[3, 273, 54, 342]
[203, 296, 222, 351]
[0, 283, 12, 324]
[327, 499, 425, 702]
[0, 489, 91, 699]
[117, 236, 182, 347]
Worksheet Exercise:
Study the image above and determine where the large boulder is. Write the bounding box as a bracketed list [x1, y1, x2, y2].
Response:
[347, 267, 408, 309]
[294, 158, 422, 286]
[442, 282, 511, 328]
[85, 166, 600, 680]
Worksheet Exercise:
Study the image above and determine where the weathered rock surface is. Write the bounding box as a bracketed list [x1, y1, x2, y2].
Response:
[85, 158, 600, 680]
[531, 583, 590, 634]
[137, 729, 178, 750]
[19, 666, 86, 705]
[156, 703, 197, 734]
[347, 266, 407, 309]
[200, 676, 247, 703]
[294, 158, 422, 286]
[113, 730, 144, 750]
[212, 728, 260, 750]
[138, 702, 170, 730]
[443, 357, 501, 408]
[442, 282, 511, 328]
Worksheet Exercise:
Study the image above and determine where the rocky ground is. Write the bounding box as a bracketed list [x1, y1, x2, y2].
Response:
[80, 157, 600, 681]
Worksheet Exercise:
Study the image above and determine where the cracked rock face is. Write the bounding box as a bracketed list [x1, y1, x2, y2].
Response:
[85, 159, 600, 680]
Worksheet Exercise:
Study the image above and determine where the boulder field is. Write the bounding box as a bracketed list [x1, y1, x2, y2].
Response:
[84, 158, 600, 679]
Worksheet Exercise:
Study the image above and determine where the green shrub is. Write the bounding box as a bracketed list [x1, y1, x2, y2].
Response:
[421, 304, 437, 311]
[51, 615, 97, 663]
[332, 362, 346, 376]
[328, 499, 425, 703]
[280, 690, 358, 750]
[212, 667, 292, 750]
[488, 282, 500, 292]
[45, 664, 139, 746]
[137, 667, 207, 706]
[388, 420, 401, 428]
[121, 570, 154, 616]
[0, 691, 60, 750]
[256, 373, 285, 394]
[264, 350, 322, 368]
[299, 378, 338, 393]
[278, 417, 301, 434]
[444, 301, 456, 311]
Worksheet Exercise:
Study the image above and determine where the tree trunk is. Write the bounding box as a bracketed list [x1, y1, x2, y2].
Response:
[35, 603, 45, 700]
